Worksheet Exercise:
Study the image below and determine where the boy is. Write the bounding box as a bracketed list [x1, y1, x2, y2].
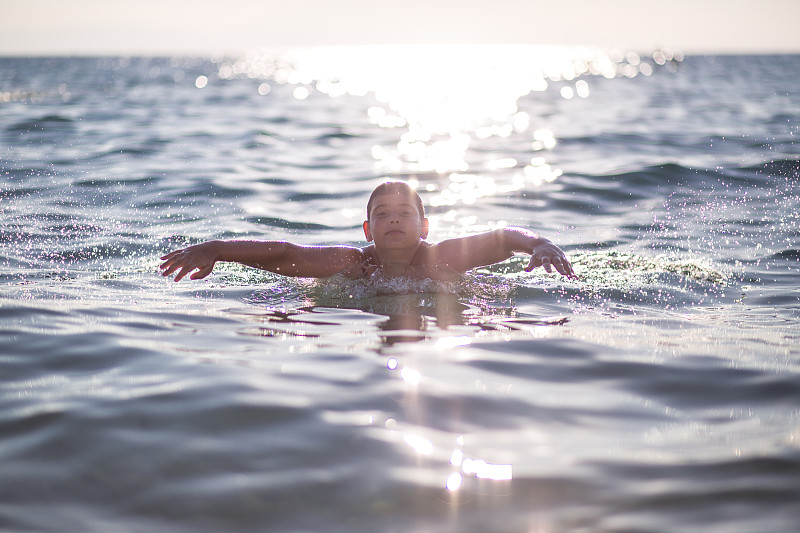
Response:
[160, 181, 576, 282]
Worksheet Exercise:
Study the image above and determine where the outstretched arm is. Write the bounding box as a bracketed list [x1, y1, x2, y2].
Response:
[160, 240, 364, 281]
[430, 227, 576, 279]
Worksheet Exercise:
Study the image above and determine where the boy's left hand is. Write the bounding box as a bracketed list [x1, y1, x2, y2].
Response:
[525, 242, 577, 280]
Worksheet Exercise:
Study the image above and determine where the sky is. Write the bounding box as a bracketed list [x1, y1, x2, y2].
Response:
[1, 0, 799, 56]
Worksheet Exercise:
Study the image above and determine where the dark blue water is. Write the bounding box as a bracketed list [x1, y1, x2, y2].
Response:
[1, 47, 799, 532]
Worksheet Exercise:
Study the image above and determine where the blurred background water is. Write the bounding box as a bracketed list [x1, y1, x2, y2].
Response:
[1, 46, 799, 532]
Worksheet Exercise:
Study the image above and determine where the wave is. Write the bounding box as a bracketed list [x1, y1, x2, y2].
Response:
[566, 160, 789, 192]
[735, 158, 800, 180]
[283, 190, 366, 203]
[86, 145, 164, 160]
[554, 158, 799, 220]
[563, 163, 695, 202]
[244, 216, 332, 231]
[6, 114, 76, 133]
[476, 162, 685, 222]
[769, 249, 800, 260]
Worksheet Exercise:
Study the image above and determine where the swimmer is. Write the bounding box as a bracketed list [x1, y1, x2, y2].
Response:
[160, 181, 576, 282]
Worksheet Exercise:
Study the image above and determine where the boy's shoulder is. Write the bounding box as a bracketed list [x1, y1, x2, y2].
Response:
[336, 244, 376, 279]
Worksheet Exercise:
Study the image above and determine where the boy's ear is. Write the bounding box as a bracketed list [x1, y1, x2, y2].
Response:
[363, 220, 373, 242]
[421, 218, 429, 239]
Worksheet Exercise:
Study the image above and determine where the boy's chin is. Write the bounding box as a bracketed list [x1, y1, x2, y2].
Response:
[375, 237, 420, 249]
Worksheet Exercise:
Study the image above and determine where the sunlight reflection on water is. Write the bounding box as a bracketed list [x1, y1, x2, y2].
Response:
[280, 44, 598, 186]
[214, 45, 678, 222]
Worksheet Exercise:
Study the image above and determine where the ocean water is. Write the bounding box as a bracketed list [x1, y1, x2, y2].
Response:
[1, 47, 799, 532]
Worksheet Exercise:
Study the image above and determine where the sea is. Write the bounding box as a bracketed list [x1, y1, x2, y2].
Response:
[1, 46, 798, 532]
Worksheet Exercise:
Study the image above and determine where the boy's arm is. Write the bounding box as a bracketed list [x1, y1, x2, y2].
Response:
[431, 227, 576, 279]
[160, 240, 364, 281]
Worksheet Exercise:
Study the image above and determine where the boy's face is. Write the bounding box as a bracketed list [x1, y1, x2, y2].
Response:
[363, 193, 429, 249]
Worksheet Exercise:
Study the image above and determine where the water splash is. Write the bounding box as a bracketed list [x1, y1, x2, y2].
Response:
[571, 250, 727, 286]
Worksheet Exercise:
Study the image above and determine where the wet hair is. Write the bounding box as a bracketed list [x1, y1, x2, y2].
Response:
[366, 181, 425, 220]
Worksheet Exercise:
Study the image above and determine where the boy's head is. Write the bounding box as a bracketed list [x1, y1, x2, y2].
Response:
[364, 181, 428, 244]
[366, 181, 425, 221]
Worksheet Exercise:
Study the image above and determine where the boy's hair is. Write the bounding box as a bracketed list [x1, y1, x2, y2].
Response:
[366, 181, 425, 220]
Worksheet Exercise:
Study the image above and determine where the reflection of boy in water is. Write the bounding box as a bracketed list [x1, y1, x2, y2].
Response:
[160, 181, 576, 282]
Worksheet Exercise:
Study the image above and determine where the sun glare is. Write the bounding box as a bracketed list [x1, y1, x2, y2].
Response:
[216, 45, 676, 218]
[280, 45, 608, 136]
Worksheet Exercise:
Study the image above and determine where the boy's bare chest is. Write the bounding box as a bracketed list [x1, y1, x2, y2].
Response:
[345, 244, 461, 281]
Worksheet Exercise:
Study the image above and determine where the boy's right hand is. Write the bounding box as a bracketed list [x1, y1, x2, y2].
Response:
[160, 241, 220, 282]
[525, 241, 577, 280]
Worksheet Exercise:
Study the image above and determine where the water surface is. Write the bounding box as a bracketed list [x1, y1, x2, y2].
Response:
[1, 48, 799, 532]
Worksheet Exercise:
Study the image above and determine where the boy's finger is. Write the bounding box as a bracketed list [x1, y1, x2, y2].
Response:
[160, 249, 182, 261]
[173, 267, 192, 282]
[554, 257, 571, 277]
[567, 263, 577, 279]
[161, 257, 187, 276]
[191, 264, 213, 280]
[160, 262, 177, 276]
